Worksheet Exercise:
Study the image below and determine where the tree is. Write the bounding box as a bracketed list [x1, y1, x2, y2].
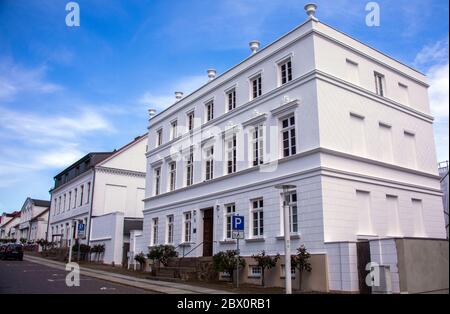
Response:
[147, 245, 178, 268]
[134, 252, 147, 271]
[213, 250, 246, 283]
[291, 245, 312, 291]
[252, 251, 280, 287]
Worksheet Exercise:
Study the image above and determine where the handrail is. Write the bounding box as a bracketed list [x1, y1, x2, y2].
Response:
[183, 241, 207, 258]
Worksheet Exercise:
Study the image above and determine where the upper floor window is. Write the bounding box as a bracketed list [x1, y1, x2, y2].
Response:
[374, 72, 385, 97]
[58, 196, 62, 214]
[156, 129, 163, 147]
[86, 182, 91, 204]
[73, 189, 77, 209]
[184, 212, 192, 243]
[68, 192, 72, 211]
[279, 59, 293, 85]
[225, 204, 236, 239]
[281, 115, 296, 157]
[205, 100, 214, 122]
[205, 146, 214, 181]
[154, 167, 161, 196]
[63, 194, 66, 212]
[186, 148, 194, 186]
[168, 162, 176, 192]
[170, 120, 178, 140]
[251, 125, 264, 166]
[166, 215, 174, 244]
[225, 134, 237, 174]
[251, 75, 262, 99]
[226, 88, 236, 111]
[79, 185, 84, 206]
[187, 111, 195, 131]
[53, 198, 57, 216]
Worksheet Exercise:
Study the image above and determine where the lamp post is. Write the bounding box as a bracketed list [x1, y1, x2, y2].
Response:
[275, 184, 296, 294]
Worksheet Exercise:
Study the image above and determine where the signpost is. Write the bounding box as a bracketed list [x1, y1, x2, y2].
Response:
[76, 222, 85, 261]
[232, 215, 244, 288]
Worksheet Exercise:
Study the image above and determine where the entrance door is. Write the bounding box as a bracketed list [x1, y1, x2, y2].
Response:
[356, 241, 372, 294]
[122, 242, 130, 268]
[202, 208, 214, 257]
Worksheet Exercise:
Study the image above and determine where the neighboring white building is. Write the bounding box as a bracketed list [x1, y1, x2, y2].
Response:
[19, 198, 50, 241]
[439, 161, 449, 238]
[47, 134, 148, 265]
[0, 211, 21, 240]
[141, 6, 447, 293]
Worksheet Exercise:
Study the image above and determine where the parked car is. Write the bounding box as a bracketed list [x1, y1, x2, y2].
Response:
[1, 244, 23, 261]
[0, 244, 9, 260]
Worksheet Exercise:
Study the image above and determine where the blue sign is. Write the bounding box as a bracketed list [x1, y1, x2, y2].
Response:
[232, 215, 244, 231]
[77, 223, 85, 231]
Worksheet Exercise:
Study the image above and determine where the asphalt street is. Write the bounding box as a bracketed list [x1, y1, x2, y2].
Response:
[0, 258, 155, 294]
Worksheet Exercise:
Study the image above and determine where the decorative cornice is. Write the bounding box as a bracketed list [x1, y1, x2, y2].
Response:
[270, 99, 299, 117]
[95, 166, 146, 178]
[242, 113, 268, 128]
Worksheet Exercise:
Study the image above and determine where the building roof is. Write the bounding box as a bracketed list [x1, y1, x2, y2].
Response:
[31, 199, 51, 208]
[30, 207, 49, 222]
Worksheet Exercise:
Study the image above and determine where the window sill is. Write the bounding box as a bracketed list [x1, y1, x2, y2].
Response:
[219, 239, 236, 245]
[245, 237, 265, 243]
[178, 242, 192, 247]
[276, 234, 301, 240]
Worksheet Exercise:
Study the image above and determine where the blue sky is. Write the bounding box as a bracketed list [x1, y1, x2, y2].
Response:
[0, 0, 448, 212]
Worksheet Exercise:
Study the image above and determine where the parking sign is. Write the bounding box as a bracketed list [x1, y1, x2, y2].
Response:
[232, 215, 244, 239]
[77, 223, 86, 239]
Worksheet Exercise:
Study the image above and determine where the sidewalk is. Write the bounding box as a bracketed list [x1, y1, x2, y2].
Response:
[24, 255, 233, 294]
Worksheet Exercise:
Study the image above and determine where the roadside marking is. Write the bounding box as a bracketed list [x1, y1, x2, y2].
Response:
[47, 278, 93, 282]
[100, 287, 116, 291]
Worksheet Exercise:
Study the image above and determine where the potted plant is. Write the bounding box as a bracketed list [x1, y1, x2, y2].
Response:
[252, 251, 280, 287]
[291, 245, 312, 292]
[213, 250, 246, 284]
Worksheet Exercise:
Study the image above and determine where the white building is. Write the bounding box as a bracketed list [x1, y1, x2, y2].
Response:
[18, 198, 50, 242]
[47, 134, 148, 265]
[142, 6, 447, 293]
[0, 211, 21, 240]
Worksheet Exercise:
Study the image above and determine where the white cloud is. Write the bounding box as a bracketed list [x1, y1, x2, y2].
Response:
[428, 62, 449, 119]
[414, 39, 449, 68]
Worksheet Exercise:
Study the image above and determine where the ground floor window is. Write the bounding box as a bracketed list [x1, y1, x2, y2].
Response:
[167, 215, 174, 244]
[225, 204, 236, 239]
[152, 218, 159, 245]
[184, 212, 192, 243]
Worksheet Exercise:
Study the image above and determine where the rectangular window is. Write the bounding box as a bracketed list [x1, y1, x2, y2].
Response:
[281, 115, 296, 157]
[225, 134, 237, 174]
[53, 198, 57, 216]
[73, 189, 77, 209]
[184, 212, 192, 243]
[280, 59, 293, 85]
[79, 185, 84, 207]
[186, 148, 194, 186]
[251, 125, 264, 166]
[156, 129, 163, 147]
[68, 192, 72, 211]
[226, 88, 236, 111]
[283, 192, 298, 234]
[187, 111, 195, 131]
[169, 162, 176, 192]
[152, 218, 159, 246]
[63, 194, 66, 212]
[170, 120, 178, 140]
[167, 215, 174, 244]
[251, 75, 262, 99]
[58, 196, 61, 214]
[154, 167, 161, 196]
[374, 72, 385, 97]
[251, 198, 264, 237]
[249, 266, 262, 278]
[86, 182, 91, 204]
[225, 204, 236, 239]
[205, 100, 214, 122]
[205, 146, 214, 181]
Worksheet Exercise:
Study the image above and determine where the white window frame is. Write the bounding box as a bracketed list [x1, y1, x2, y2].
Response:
[86, 182, 91, 204]
[79, 185, 84, 207]
[248, 265, 262, 278]
[156, 128, 163, 147]
[183, 212, 192, 243]
[168, 162, 176, 192]
[280, 115, 296, 158]
[166, 215, 174, 244]
[226, 88, 236, 112]
[73, 189, 77, 209]
[251, 198, 264, 238]
[251, 124, 265, 166]
[224, 204, 236, 240]
[281, 191, 298, 234]
[374, 72, 385, 97]
[152, 218, 159, 246]
[225, 134, 237, 174]
[154, 167, 161, 196]
[185, 148, 194, 186]
[170, 120, 178, 140]
[187, 111, 195, 132]
[204, 146, 214, 181]
[205, 100, 214, 122]
[279, 58, 293, 86]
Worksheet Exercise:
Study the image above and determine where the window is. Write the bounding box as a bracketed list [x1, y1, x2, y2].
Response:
[251, 198, 264, 237]
[63, 194, 66, 212]
[281, 265, 296, 278]
[168, 162, 176, 192]
[374, 72, 385, 97]
[156, 129, 163, 147]
[225, 204, 236, 239]
[205, 146, 214, 181]
[249, 266, 262, 278]
[251, 125, 264, 166]
[283, 192, 298, 234]
[53, 198, 57, 216]
[167, 215, 174, 244]
[58, 196, 61, 214]
[170, 120, 178, 140]
[251, 75, 262, 99]
[79, 185, 84, 206]
[225, 134, 237, 174]
[186, 148, 194, 186]
[279, 59, 293, 85]
[73, 188, 77, 209]
[205, 100, 214, 122]
[398, 83, 409, 106]
[187, 111, 195, 131]
[68, 192, 72, 211]
[152, 218, 159, 246]
[281, 115, 296, 157]
[184, 212, 192, 243]
[345, 59, 360, 85]
[86, 182, 91, 204]
[226, 88, 236, 111]
[154, 167, 161, 196]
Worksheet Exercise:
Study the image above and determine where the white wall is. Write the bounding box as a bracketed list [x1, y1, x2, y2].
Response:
[90, 212, 124, 265]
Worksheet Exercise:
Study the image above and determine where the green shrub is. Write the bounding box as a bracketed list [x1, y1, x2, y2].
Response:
[213, 250, 245, 283]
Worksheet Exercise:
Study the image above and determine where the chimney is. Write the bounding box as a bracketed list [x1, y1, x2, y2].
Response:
[207, 68, 216, 81]
[175, 91, 184, 100]
[148, 108, 156, 120]
[249, 40, 260, 54]
[304, 3, 318, 19]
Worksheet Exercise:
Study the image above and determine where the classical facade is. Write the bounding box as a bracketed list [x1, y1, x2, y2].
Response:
[0, 211, 21, 240]
[47, 134, 147, 265]
[141, 6, 447, 293]
[18, 198, 50, 241]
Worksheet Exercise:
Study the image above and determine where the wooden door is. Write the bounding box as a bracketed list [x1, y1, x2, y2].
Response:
[202, 208, 214, 257]
[357, 241, 372, 294]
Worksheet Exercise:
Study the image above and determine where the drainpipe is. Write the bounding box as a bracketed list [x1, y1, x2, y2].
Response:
[86, 169, 96, 248]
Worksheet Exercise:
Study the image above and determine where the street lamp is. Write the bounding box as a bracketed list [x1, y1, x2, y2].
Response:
[275, 184, 296, 294]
